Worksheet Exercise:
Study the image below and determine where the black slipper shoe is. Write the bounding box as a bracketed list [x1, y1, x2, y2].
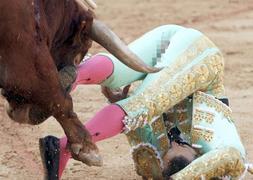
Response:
[39, 136, 60, 180]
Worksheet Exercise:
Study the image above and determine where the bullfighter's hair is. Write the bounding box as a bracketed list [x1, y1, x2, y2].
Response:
[162, 155, 191, 178]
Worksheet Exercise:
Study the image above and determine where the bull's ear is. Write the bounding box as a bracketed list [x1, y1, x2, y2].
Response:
[80, 21, 86, 30]
[79, 19, 93, 40]
[74, 20, 91, 62]
[76, 20, 87, 44]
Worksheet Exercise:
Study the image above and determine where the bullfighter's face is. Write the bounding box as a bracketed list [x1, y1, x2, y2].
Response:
[162, 141, 198, 178]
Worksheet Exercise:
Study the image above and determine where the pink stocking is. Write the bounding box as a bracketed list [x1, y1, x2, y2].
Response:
[58, 104, 126, 178]
[72, 54, 114, 90]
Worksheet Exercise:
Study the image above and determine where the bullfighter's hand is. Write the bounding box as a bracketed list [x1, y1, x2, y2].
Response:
[101, 85, 131, 103]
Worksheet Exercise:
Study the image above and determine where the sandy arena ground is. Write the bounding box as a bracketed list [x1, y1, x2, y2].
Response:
[0, 0, 253, 179]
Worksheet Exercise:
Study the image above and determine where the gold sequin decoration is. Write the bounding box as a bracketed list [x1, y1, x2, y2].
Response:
[208, 71, 225, 98]
[132, 144, 163, 179]
[171, 147, 245, 179]
[120, 35, 225, 124]
[174, 99, 189, 122]
[191, 128, 214, 143]
[178, 120, 192, 136]
[177, 112, 188, 122]
[150, 116, 170, 157]
[157, 134, 170, 157]
[151, 116, 166, 135]
[165, 99, 192, 135]
[126, 130, 142, 146]
[193, 108, 215, 124]
[194, 91, 233, 122]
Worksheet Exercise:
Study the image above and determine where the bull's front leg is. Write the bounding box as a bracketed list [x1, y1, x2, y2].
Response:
[33, 46, 102, 166]
[52, 94, 102, 166]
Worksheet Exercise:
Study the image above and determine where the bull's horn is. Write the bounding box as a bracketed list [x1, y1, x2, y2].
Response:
[84, 0, 97, 9]
[75, 0, 89, 11]
[75, 0, 97, 11]
[90, 19, 161, 73]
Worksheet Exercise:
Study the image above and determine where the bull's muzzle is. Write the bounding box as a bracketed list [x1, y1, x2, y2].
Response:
[6, 103, 50, 125]
[6, 103, 31, 124]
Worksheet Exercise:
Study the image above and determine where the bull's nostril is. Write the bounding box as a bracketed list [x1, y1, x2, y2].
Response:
[6, 106, 13, 117]
[7, 109, 13, 118]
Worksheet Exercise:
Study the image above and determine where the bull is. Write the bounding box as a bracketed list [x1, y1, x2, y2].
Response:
[0, 0, 159, 166]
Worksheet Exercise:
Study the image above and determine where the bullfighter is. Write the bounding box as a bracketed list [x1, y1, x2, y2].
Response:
[40, 25, 251, 179]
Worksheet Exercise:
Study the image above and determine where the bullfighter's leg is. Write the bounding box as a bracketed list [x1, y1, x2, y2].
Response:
[31, 45, 102, 166]
[39, 53, 132, 178]
[41, 26, 225, 177]
[97, 25, 186, 89]
[71, 25, 187, 90]
[117, 27, 225, 125]
[57, 104, 125, 177]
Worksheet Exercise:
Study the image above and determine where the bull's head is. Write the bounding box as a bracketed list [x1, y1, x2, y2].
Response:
[76, 0, 161, 74]
[4, 0, 161, 126]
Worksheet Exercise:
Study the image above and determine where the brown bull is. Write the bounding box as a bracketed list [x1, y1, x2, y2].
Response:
[0, 0, 159, 166]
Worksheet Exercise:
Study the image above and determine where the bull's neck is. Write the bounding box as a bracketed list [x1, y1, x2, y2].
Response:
[40, 0, 74, 46]
[42, 0, 93, 46]
[38, 0, 94, 68]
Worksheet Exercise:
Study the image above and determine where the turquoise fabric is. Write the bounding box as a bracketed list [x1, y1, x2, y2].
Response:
[97, 25, 245, 160]
[116, 27, 223, 119]
[100, 25, 187, 89]
[191, 92, 246, 158]
[99, 24, 223, 107]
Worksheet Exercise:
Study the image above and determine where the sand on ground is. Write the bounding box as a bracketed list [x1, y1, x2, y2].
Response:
[0, 0, 253, 179]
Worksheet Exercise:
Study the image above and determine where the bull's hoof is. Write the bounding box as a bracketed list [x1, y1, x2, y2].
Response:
[70, 144, 103, 167]
[39, 136, 60, 180]
[79, 151, 103, 167]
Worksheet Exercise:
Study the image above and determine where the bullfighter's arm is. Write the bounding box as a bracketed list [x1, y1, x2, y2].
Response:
[101, 85, 131, 103]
